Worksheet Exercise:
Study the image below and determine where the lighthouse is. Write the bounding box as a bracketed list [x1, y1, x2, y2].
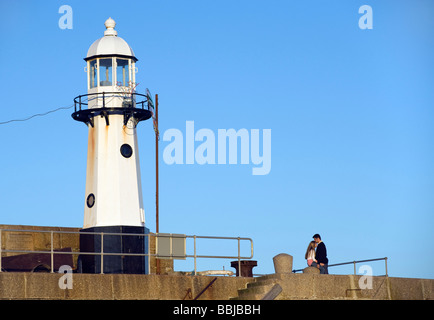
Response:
[72, 18, 153, 274]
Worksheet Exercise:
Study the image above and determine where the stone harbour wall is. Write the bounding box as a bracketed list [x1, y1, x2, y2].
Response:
[0, 272, 432, 300]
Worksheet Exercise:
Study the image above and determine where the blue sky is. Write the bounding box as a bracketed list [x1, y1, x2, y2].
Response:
[0, 0, 433, 279]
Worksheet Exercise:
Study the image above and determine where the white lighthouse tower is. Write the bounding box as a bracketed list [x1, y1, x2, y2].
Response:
[72, 18, 153, 274]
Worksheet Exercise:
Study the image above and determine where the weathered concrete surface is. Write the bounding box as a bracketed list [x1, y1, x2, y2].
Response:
[0, 272, 432, 300]
[0, 272, 251, 300]
[233, 273, 433, 300]
[303, 266, 320, 274]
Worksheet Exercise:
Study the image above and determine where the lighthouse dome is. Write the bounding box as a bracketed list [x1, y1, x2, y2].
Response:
[85, 18, 137, 61]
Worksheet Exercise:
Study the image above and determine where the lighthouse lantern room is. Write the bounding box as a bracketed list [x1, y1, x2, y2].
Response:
[72, 18, 153, 274]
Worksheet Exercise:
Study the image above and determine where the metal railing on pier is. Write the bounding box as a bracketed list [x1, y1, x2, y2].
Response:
[0, 228, 254, 277]
[292, 257, 388, 276]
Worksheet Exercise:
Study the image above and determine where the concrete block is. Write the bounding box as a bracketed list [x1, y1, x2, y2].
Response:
[273, 253, 293, 274]
[303, 266, 320, 274]
[157, 274, 195, 300]
[388, 277, 431, 300]
[67, 274, 114, 299]
[0, 272, 26, 299]
[275, 274, 315, 300]
[112, 274, 149, 299]
[211, 277, 253, 300]
[313, 274, 351, 299]
[25, 273, 65, 299]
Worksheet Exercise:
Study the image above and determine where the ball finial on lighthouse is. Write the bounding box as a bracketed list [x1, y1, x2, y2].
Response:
[104, 17, 117, 36]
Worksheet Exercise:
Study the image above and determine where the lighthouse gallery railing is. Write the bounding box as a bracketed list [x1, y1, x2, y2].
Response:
[73, 91, 151, 112]
[0, 228, 254, 276]
[72, 91, 154, 127]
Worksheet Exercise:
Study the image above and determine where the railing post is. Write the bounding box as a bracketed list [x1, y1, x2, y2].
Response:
[194, 235, 197, 275]
[385, 257, 388, 277]
[50, 231, 54, 273]
[102, 92, 105, 108]
[0, 229, 2, 272]
[100, 232, 104, 274]
[238, 237, 241, 277]
[147, 234, 151, 275]
[170, 234, 173, 259]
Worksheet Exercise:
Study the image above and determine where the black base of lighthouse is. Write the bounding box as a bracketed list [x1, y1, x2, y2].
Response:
[78, 226, 149, 274]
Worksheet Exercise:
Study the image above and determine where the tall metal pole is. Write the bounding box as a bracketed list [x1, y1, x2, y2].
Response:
[155, 94, 160, 274]
[155, 94, 159, 234]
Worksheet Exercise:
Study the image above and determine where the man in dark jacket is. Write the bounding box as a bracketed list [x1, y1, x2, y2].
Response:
[313, 234, 329, 274]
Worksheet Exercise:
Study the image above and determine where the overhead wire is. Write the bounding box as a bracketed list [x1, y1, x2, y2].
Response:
[0, 105, 74, 125]
[0, 96, 89, 126]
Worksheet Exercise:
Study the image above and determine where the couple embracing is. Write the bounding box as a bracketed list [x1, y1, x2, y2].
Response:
[305, 233, 329, 274]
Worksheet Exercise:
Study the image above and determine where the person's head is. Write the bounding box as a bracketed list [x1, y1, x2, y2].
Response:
[305, 240, 317, 259]
[313, 234, 321, 243]
[308, 241, 316, 250]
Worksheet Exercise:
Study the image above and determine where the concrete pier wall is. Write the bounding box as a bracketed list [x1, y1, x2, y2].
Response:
[0, 272, 249, 300]
[0, 272, 432, 300]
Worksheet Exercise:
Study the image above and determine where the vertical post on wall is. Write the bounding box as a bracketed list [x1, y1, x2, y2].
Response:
[155, 94, 159, 234]
[50, 231, 54, 273]
[100, 232, 104, 274]
[385, 257, 388, 277]
[155, 94, 160, 275]
[238, 237, 241, 277]
[194, 235, 197, 275]
[0, 229, 3, 272]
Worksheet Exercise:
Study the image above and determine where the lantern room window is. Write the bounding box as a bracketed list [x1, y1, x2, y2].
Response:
[89, 60, 97, 89]
[99, 58, 112, 86]
[87, 57, 136, 89]
[116, 58, 130, 87]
